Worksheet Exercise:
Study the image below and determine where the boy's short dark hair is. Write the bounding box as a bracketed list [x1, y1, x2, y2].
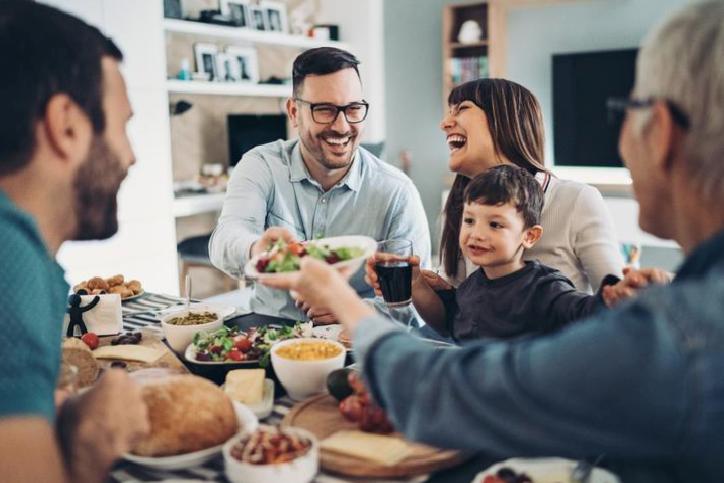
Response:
[292, 47, 360, 97]
[463, 165, 544, 228]
[0, 1, 123, 177]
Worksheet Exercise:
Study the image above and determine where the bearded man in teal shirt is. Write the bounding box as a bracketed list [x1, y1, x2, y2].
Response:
[0, 2, 148, 482]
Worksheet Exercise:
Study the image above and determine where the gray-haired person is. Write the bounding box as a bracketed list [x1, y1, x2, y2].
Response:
[261, 2, 724, 481]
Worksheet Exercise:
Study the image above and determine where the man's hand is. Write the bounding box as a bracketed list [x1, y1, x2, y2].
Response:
[250, 227, 297, 258]
[59, 369, 149, 482]
[294, 296, 337, 325]
[259, 258, 373, 334]
[602, 267, 673, 308]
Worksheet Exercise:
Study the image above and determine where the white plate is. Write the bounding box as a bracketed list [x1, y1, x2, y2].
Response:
[223, 378, 275, 419]
[243, 235, 377, 280]
[159, 303, 236, 320]
[473, 457, 620, 483]
[123, 401, 258, 470]
[311, 324, 343, 341]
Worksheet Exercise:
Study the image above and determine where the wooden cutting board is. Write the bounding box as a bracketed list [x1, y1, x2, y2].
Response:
[282, 394, 467, 478]
[95, 333, 188, 374]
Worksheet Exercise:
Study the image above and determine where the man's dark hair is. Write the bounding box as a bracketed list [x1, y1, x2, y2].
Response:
[463, 165, 544, 228]
[292, 47, 360, 97]
[0, 1, 123, 176]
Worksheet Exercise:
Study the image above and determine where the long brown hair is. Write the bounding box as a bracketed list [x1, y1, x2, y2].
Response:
[441, 78, 548, 278]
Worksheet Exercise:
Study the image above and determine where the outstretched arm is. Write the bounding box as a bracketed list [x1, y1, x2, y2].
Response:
[79, 295, 101, 313]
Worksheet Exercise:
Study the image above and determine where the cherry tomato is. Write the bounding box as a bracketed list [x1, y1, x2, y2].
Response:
[81, 332, 99, 350]
[338, 395, 364, 422]
[227, 349, 245, 362]
[288, 242, 306, 256]
[233, 336, 253, 353]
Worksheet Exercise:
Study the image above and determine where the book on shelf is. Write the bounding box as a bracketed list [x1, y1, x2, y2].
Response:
[449, 55, 489, 86]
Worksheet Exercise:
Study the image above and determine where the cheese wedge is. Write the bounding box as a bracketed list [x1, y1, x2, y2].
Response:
[93, 345, 164, 364]
[320, 430, 413, 466]
[224, 369, 265, 405]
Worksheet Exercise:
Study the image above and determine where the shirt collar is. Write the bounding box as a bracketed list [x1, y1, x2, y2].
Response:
[289, 142, 362, 192]
[675, 229, 724, 281]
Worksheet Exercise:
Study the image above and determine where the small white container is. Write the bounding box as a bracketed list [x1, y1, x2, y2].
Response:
[271, 338, 346, 401]
[160, 306, 223, 353]
[223, 426, 318, 483]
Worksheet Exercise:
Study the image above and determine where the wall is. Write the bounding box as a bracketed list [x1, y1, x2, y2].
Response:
[505, 0, 690, 181]
[43, 0, 180, 295]
[384, 0, 454, 254]
[506, 0, 688, 258]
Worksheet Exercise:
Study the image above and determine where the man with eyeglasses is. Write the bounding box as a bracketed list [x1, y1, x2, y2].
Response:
[260, 2, 724, 481]
[210, 47, 430, 325]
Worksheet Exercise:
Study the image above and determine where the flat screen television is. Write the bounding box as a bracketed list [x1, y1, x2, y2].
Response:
[227, 114, 287, 167]
[552, 48, 638, 169]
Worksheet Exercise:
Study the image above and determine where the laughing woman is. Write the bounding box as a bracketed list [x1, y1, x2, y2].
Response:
[436, 78, 623, 291]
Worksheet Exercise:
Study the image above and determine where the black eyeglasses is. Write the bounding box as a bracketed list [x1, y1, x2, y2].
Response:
[606, 97, 690, 130]
[294, 98, 369, 124]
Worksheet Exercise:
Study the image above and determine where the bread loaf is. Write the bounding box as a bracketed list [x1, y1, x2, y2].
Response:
[61, 337, 99, 388]
[132, 374, 239, 456]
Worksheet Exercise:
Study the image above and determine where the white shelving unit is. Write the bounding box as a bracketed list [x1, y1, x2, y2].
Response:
[173, 193, 226, 218]
[166, 79, 290, 97]
[163, 18, 350, 50]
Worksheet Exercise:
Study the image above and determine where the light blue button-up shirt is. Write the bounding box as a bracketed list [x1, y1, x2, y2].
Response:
[209, 139, 431, 320]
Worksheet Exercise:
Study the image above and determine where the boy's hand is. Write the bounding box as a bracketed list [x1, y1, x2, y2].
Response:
[602, 267, 673, 307]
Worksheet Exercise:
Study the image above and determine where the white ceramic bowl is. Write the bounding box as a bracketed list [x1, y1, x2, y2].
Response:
[223, 425, 318, 483]
[160, 306, 223, 353]
[271, 338, 346, 401]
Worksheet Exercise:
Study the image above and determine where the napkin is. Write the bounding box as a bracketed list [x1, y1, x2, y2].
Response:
[63, 294, 123, 336]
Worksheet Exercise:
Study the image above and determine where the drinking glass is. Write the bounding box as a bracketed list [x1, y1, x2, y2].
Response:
[375, 239, 413, 308]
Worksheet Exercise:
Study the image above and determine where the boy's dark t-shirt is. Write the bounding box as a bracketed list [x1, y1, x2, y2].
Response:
[442, 260, 612, 341]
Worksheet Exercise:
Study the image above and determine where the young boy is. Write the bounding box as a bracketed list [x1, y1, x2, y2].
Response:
[412, 165, 619, 341]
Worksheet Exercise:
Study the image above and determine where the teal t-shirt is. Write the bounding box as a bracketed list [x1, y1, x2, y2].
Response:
[0, 190, 69, 422]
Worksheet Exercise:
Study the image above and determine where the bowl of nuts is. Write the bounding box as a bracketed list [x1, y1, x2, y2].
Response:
[159, 305, 223, 353]
[223, 425, 318, 483]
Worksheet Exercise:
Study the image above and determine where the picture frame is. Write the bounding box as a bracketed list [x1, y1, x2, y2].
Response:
[215, 52, 236, 82]
[225, 46, 259, 83]
[249, 5, 267, 31]
[261, 0, 288, 33]
[193, 43, 219, 81]
[219, 0, 250, 27]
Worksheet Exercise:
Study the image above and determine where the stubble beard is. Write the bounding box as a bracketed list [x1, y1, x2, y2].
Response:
[71, 135, 127, 241]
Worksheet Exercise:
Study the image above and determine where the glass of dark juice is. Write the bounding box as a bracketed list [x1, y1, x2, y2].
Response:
[375, 239, 413, 308]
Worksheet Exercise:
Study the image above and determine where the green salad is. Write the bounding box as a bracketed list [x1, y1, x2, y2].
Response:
[255, 240, 364, 273]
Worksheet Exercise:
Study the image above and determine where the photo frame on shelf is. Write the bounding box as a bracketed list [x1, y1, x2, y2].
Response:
[226, 46, 259, 83]
[219, 0, 250, 27]
[261, 0, 288, 33]
[193, 43, 219, 81]
[215, 52, 236, 82]
[249, 5, 267, 31]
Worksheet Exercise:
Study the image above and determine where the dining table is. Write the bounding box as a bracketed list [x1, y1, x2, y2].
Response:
[107, 292, 498, 483]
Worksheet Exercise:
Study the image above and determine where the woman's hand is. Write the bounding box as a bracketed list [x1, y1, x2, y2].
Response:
[365, 254, 423, 295]
[602, 266, 673, 307]
[260, 258, 374, 334]
[419, 269, 453, 291]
